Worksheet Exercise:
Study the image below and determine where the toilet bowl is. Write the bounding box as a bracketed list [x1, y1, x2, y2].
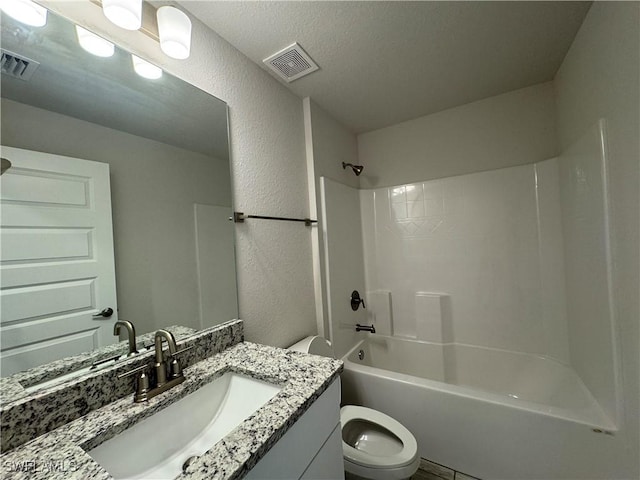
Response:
[289, 336, 419, 480]
[342, 405, 420, 480]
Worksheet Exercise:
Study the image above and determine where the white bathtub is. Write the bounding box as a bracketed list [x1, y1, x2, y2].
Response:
[341, 335, 620, 479]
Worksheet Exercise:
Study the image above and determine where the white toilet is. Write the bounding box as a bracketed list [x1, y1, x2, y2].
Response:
[289, 336, 420, 480]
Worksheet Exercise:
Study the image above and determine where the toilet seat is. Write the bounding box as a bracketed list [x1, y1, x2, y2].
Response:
[341, 405, 418, 470]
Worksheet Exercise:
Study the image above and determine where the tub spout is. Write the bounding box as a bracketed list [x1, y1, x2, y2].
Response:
[355, 324, 376, 333]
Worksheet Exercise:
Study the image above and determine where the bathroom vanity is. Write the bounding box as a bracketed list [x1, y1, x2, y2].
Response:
[0, 321, 344, 479]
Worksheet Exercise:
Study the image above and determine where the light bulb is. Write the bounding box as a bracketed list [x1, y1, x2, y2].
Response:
[76, 26, 115, 58]
[157, 6, 191, 60]
[102, 0, 142, 31]
[132, 55, 162, 80]
[0, 0, 47, 27]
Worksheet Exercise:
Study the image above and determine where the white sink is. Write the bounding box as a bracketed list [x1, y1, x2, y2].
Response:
[87, 372, 282, 480]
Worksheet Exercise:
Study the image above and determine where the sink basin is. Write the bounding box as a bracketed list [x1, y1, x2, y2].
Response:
[87, 372, 282, 479]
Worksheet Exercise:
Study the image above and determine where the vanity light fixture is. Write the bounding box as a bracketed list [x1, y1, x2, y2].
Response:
[156, 6, 192, 60]
[0, 0, 47, 27]
[76, 26, 115, 58]
[132, 54, 162, 80]
[102, 0, 142, 31]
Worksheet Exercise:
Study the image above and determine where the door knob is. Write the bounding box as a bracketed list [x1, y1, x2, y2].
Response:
[93, 307, 114, 318]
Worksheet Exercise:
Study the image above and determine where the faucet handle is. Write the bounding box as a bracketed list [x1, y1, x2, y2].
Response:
[350, 290, 366, 310]
[167, 345, 193, 379]
[90, 353, 122, 370]
[117, 363, 149, 379]
[168, 358, 182, 379]
[134, 369, 150, 401]
[173, 345, 194, 357]
[118, 363, 151, 402]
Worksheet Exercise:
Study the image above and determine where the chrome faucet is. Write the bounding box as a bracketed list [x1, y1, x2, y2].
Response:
[114, 320, 138, 356]
[355, 324, 376, 333]
[118, 329, 192, 403]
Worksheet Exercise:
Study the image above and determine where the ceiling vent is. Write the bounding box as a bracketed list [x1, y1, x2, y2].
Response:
[263, 43, 319, 83]
[1, 49, 40, 81]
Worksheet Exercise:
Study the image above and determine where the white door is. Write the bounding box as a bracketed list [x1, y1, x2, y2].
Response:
[0, 146, 118, 376]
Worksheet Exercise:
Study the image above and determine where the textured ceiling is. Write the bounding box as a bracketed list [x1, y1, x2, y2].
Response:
[182, 1, 591, 133]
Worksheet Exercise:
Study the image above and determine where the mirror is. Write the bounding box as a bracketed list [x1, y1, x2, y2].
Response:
[0, 7, 238, 393]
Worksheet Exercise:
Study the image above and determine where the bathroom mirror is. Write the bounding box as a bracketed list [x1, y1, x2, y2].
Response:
[0, 7, 238, 393]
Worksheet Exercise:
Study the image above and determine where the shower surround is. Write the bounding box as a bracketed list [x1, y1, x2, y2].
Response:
[357, 120, 618, 425]
[360, 158, 571, 363]
[319, 121, 620, 478]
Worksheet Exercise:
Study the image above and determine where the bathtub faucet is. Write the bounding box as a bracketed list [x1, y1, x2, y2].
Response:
[355, 324, 376, 333]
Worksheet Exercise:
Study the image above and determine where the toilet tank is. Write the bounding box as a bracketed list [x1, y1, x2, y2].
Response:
[288, 336, 335, 358]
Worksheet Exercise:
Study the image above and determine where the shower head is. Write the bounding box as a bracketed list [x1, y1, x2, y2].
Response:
[342, 162, 364, 176]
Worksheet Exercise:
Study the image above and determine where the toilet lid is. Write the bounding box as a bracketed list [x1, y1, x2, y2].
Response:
[341, 405, 418, 469]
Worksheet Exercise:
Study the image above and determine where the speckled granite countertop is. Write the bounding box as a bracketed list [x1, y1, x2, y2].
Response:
[0, 342, 343, 480]
[2, 321, 243, 453]
[1, 325, 197, 404]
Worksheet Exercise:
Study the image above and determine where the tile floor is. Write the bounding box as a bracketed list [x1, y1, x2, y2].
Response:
[412, 458, 480, 480]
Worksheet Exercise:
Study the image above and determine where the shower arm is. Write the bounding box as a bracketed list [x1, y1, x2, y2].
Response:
[342, 162, 364, 176]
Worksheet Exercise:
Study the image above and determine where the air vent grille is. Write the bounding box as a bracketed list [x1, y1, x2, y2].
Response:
[1, 49, 40, 81]
[263, 43, 319, 83]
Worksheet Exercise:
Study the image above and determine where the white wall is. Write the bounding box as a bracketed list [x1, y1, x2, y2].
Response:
[554, 2, 639, 476]
[42, 1, 317, 347]
[557, 120, 619, 423]
[305, 99, 360, 191]
[358, 82, 558, 188]
[303, 99, 361, 350]
[319, 178, 366, 358]
[360, 161, 570, 362]
[1, 98, 232, 336]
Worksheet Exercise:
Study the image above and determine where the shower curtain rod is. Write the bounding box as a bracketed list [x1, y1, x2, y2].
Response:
[232, 211, 317, 227]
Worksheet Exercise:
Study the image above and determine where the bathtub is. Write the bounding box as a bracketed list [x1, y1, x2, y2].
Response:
[340, 335, 621, 479]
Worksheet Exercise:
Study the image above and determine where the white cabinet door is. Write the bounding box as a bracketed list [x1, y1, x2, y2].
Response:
[246, 379, 343, 480]
[0, 146, 118, 376]
[300, 424, 345, 480]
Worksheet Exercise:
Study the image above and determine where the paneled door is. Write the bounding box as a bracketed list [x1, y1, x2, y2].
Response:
[0, 146, 118, 376]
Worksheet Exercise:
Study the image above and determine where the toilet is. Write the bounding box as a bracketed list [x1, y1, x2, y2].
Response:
[289, 336, 420, 480]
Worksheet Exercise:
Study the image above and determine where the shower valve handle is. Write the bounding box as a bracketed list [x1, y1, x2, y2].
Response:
[350, 290, 365, 311]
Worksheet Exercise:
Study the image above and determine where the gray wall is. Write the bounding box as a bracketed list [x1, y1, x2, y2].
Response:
[357, 82, 558, 188]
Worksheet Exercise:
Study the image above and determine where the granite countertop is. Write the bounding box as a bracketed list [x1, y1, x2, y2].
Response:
[1, 325, 197, 403]
[0, 341, 343, 480]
